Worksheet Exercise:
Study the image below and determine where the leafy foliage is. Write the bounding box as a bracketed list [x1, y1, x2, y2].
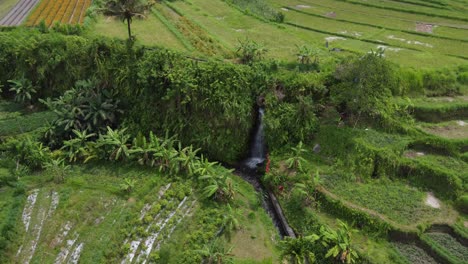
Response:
[236, 38, 268, 64]
[331, 50, 405, 128]
[43, 158, 70, 183]
[224, 0, 284, 22]
[286, 141, 308, 172]
[120, 178, 136, 193]
[320, 220, 359, 263]
[40, 79, 122, 146]
[193, 239, 234, 264]
[198, 168, 237, 203]
[8, 77, 37, 105]
[279, 236, 317, 264]
[296, 44, 320, 65]
[61, 130, 96, 162]
[3, 136, 51, 170]
[97, 127, 131, 161]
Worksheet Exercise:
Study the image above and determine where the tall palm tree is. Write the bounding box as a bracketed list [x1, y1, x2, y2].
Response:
[103, 0, 149, 40]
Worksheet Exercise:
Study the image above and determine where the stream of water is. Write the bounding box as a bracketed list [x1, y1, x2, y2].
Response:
[237, 107, 294, 238]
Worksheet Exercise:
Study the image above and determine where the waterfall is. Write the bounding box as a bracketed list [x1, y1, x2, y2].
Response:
[244, 107, 266, 169]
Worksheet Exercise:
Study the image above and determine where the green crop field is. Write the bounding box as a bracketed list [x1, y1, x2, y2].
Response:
[87, 0, 468, 68]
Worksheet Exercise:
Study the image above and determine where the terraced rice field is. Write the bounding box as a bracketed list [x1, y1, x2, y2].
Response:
[0, 0, 41, 26]
[92, 0, 467, 67]
[424, 232, 468, 263]
[393, 242, 439, 264]
[25, 0, 92, 26]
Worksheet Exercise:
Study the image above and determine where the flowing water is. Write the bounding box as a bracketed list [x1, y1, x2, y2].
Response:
[237, 107, 294, 238]
[243, 108, 266, 170]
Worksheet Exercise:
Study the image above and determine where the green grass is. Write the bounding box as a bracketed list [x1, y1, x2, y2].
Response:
[90, 14, 187, 50]
[0, 100, 56, 137]
[321, 176, 454, 226]
[86, 0, 468, 67]
[408, 153, 468, 182]
[0, 110, 56, 137]
[0, 162, 280, 263]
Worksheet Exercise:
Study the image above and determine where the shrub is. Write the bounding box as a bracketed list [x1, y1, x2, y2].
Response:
[236, 38, 268, 64]
[330, 50, 404, 129]
[40, 79, 122, 146]
[455, 195, 468, 213]
[423, 69, 459, 96]
[224, 0, 285, 22]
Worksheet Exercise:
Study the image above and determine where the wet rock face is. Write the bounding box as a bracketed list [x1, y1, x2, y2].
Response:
[257, 95, 265, 107]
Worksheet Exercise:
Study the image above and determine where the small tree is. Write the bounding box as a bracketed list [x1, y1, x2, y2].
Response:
[120, 178, 136, 193]
[221, 204, 240, 241]
[199, 169, 237, 203]
[331, 49, 401, 127]
[43, 158, 71, 183]
[236, 38, 268, 64]
[61, 129, 96, 162]
[296, 44, 319, 65]
[97, 127, 131, 161]
[279, 236, 317, 264]
[286, 141, 308, 172]
[103, 0, 149, 40]
[320, 221, 359, 263]
[8, 77, 37, 105]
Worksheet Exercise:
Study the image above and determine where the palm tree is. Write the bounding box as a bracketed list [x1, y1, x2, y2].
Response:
[103, 0, 149, 40]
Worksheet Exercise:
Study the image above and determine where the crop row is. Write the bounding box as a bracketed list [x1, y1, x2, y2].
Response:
[24, 0, 52, 26]
[25, 0, 91, 26]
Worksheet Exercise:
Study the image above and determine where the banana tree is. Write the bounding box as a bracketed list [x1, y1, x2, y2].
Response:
[320, 221, 359, 263]
[286, 141, 308, 172]
[61, 129, 96, 162]
[97, 127, 131, 161]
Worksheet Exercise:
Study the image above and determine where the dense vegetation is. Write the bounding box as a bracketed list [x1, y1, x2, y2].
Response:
[0, 0, 467, 261]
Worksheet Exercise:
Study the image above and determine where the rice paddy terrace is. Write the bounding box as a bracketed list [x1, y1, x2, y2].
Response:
[1, 0, 467, 67]
[91, 0, 468, 67]
[0, 0, 91, 26]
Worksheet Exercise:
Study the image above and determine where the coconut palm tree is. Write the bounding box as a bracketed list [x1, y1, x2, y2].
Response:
[102, 0, 149, 40]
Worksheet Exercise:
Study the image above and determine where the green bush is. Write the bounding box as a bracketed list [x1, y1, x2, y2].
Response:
[224, 0, 285, 22]
[330, 50, 403, 129]
[423, 69, 459, 96]
[397, 68, 424, 96]
[455, 195, 468, 213]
